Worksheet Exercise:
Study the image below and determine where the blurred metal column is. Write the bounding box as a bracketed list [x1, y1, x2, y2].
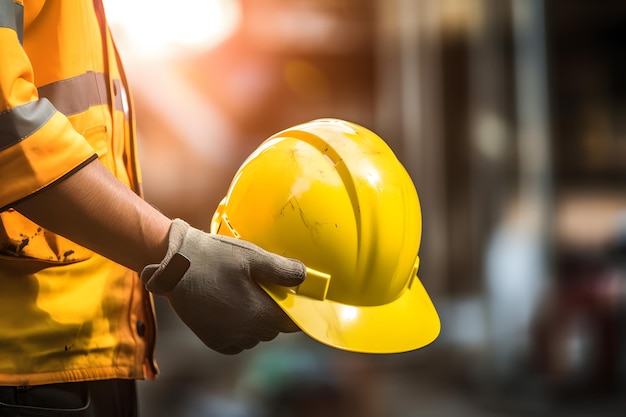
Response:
[500, 0, 554, 384]
[468, 0, 513, 262]
[512, 0, 553, 279]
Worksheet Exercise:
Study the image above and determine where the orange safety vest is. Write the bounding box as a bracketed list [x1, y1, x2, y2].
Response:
[0, 0, 158, 385]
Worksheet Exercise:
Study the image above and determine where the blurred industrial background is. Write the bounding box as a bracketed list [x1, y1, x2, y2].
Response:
[104, 0, 626, 415]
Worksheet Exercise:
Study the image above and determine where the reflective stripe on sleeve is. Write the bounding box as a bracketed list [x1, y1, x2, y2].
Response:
[0, 110, 97, 210]
[0, 0, 23, 44]
[0, 98, 55, 151]
[38, 71, 125, 116]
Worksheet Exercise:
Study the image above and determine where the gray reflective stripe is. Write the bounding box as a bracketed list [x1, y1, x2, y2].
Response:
[0, 0, 23, 44]
[38, 71, 123, 116]
[0, 98, 56, 151]
[14, 0, 23, 44]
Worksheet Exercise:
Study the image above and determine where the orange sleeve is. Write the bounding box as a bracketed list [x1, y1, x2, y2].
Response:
[0, 0, 96, 210]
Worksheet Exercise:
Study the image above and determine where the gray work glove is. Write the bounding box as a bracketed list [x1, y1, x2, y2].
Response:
[141, 219, 306, 355]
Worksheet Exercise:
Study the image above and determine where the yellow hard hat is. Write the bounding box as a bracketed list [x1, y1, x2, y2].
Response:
[210, 118, 440, 353]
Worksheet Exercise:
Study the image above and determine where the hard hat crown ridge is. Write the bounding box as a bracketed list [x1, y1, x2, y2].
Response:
[211, 118, 440, 353]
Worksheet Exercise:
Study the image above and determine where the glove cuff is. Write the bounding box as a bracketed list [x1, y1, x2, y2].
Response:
[141, 218, 191, 295]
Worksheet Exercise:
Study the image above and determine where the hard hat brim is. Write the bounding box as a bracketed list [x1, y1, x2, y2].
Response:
[260, 275, 440, 354]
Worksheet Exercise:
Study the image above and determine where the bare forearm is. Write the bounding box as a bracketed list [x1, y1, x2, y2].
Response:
[14, 159, 171, 272]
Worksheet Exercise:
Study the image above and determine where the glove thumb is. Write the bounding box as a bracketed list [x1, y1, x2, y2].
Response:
[243, 241, 306, 287]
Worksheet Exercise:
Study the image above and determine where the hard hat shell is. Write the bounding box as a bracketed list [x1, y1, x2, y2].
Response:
[211, 118, 440, 353]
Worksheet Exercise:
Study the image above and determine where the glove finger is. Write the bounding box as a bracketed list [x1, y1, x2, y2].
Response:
[267, 304, 301, 333]
[215, 338, 260, 355]
[256, 328, 279, 342]
[248, 251, 306, 287]
[281, 319, 301, 333]
[216, 346, 244, 355]
[254, 288, 302, 333]
[212, 234, 306, 287]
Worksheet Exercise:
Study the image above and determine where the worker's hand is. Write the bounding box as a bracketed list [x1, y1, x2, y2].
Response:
[140, 219, 306, 354]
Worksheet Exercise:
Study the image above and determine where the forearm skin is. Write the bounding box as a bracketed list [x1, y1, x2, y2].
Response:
[14, 159, 171, 272]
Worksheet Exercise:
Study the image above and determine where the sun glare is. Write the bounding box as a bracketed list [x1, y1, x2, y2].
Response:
[104, 0, 242, 58]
